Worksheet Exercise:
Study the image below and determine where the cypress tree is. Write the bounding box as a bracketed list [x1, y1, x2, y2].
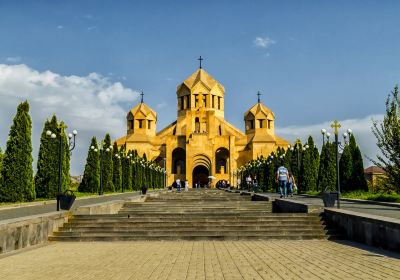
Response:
[35, 116, 59, 198]
[121, 150, 132, 191]
[0, 101, 35, 202]
[300, 136, 319, 192]
[60, 122, 71, 192]
[339, 144, 353, 192]
[0, 147, 3, 184]
[78, 137, 100, 193]
[318, 142, 336, 192]
[101, 134, 114, 192]
[112, 142, 121, 192]
[349, 135, 368, 191]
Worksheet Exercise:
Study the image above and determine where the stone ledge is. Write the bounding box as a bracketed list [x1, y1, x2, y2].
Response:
[324, 208, 400, 252]
[274, 198, 323, 214]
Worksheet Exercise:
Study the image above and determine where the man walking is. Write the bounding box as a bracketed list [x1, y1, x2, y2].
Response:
[276, 165, 289, 198]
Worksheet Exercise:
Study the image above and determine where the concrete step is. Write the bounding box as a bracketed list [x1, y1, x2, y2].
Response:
[58, 225, 326, 232]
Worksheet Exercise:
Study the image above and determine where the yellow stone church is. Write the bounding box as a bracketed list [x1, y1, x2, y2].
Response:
[116, 65, 288, 187]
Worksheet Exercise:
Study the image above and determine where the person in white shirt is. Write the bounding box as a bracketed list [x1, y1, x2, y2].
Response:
[276, 166, 289, 198]
[184, 180, 189, 192]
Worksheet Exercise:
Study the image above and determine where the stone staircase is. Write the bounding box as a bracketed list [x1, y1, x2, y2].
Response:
[50, 189, 342, 241]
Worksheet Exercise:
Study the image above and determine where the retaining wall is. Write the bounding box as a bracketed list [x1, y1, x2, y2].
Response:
[324, 208, 400, 252]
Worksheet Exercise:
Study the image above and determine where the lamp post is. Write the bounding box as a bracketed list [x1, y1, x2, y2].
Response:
[46, 128, 77, 211]
[163, 158, 167, 188]
[331, 120, 342, 209]
[321, 129, 326, 145]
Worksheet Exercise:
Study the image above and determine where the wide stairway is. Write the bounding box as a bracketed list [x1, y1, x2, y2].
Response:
[50, 189, 339, 241]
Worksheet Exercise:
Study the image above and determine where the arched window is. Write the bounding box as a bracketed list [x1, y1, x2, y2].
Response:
[195, 117, 200, 133]
[215, 148, 229, 174]
[127, 113, 134, 131]
[172, 148, 186, 174]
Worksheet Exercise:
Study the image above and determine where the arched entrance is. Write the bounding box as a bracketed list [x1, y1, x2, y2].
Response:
[192, 165, 209, 187]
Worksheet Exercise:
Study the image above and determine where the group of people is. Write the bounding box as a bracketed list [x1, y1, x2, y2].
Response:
[242, 175, 259, 192]
[170, 179, 189, 192]
[276, 165, 297, 198]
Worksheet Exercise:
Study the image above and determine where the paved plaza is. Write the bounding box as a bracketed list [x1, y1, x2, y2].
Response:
[0, 240, 399, 280]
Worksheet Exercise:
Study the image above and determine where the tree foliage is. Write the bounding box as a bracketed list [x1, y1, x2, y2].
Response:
[112, 142, 121, 192]
[101, 134, 114, 192]
[79, 137, 100, 193]
[0, 101, 35, 202]
[349, 135, 368, 191]
[371, 86, 400, 192]
[318, 142, 336, 191]
[300, 136, 319, 192]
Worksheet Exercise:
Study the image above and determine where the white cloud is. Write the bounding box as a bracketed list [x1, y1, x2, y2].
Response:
[156, 102, 168, 109]
[5, 56, 21, 63]
[254, 37, 276, 48]
[0, 64, 139, 175]
[276, 114, 384, 167]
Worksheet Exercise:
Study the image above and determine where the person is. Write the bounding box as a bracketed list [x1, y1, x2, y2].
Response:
[252, 176, 258, 193]
[287, 172, 296, 197]
[226, 180, 231, 190]
[276, 165, 289, 198]
[176, 179, 181, 192]
[237, 178, 241, 189]
[184, 180, 189, 192]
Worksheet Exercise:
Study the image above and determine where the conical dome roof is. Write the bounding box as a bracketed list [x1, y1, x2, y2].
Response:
[244, 102, 274, 118]
[178, 68, 225, 92]
[128, 102, 157, 119]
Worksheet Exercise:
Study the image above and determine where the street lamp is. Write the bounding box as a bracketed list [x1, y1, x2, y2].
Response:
[321, 129, 327, 145]
[163, 158, 167, 188]
[46, 128, 77, 211]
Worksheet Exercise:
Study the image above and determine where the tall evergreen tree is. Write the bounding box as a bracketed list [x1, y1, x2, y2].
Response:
[0, 147, 3, 184]
[112, 142, 121, 192]
[349, 135, 368, 191]
[318, 142, 336, 192]
[35, 116, 59, 198]
[79, 137, 100, 193]
[60, 122, 71, 192]
[371, 85, 400, 192]
[300, 136, 319, 192]
[339, 144, 353, 192]
[121, 150, 132, 191]
[0, 101, 35, 202]
[101, 134, 114, 192]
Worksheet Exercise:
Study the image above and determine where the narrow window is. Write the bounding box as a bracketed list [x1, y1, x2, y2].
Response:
[194, 94, 199, 107]
[258, 119, 263, 128]
[129, 120, 134, 130]
[195, 117, 200, 132]
[203, 95, 207, 107]
[212, 95, 215, 108]
[268, 120, 272, 129]
[249, 120, 254, 129]
[186, 95, 190, 108]
[139, 120, 143, 129]
[219, 125, 222, 135]
[180, 97, 184, 110]
[218, 97, 221, 110]
[148, 120, 151, 129]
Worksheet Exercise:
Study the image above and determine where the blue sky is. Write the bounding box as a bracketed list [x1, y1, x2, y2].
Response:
[0, 1, 399, 174]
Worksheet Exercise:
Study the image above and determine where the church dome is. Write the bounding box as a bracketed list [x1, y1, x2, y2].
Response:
[177, 68, 225, 92]
[128, 102, 157, 119]
[244, 102, 274, 118]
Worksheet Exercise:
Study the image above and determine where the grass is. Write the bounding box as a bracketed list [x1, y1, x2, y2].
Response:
[0, 187, 165, 207]
[304, 190, 400, 203]
[341, 190, 400, 203]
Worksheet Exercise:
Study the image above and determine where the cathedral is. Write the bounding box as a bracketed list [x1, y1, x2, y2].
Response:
[116, 63, 288, 187]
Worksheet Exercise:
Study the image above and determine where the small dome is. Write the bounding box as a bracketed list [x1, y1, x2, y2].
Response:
[244, 102, 274, 118]
[128, 102, 157, 119]
[177, 68, 225, 92]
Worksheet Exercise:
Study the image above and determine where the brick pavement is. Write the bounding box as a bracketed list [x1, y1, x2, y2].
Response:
[0, 240, 399, 280]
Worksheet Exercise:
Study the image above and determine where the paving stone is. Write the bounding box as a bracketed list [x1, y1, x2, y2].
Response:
[0, 240, 399, 280]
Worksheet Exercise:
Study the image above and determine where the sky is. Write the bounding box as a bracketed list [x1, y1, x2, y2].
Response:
[0, 0, 399, 175]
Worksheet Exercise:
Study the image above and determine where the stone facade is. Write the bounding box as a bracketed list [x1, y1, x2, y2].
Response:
[116, 67, 288, 187]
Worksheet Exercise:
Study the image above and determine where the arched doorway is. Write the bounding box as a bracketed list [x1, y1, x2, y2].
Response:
[172, 148, 186, 175]
[216, 147, 229, 174]
[192, 165, 209, 187]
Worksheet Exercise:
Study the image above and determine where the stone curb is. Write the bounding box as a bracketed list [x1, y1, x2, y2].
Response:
[0, 189, 164, 211]
[298, 194, 400, 208]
